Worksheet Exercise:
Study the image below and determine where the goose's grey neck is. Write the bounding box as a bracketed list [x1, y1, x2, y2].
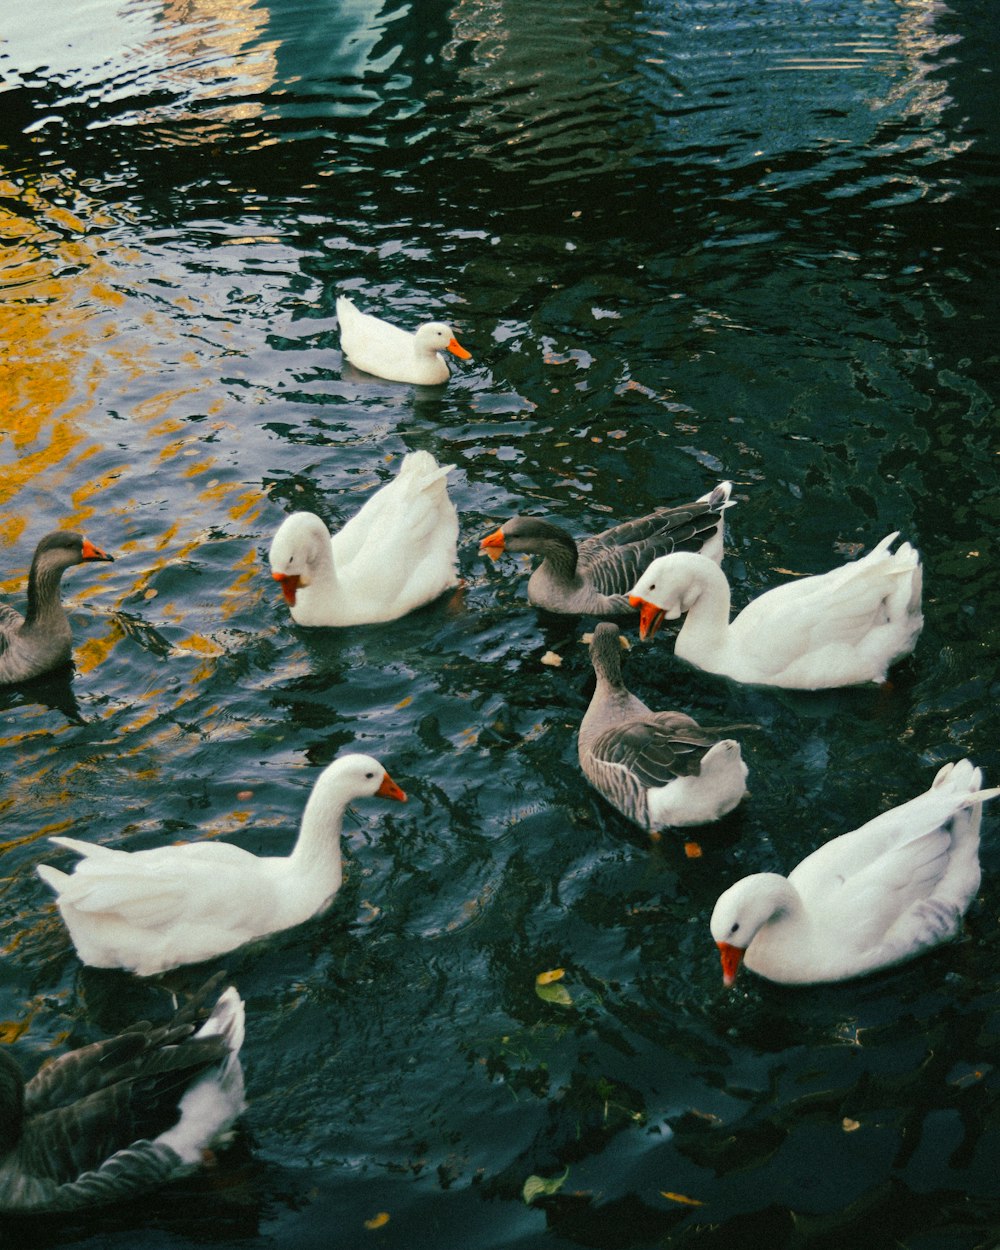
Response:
[24, 558, 71, 629]
[532, 527, 579, 582]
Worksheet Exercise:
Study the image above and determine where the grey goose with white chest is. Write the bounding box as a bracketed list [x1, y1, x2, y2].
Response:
[578, 622, 749, 830]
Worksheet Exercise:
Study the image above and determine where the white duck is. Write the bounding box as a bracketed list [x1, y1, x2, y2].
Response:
[268, 450, 460, 627]
[711, 760, 999, 986]
[0, 978, 245, 1212]
[337, 295, 471, 385]
[36, 754, 406, 976]
[628, 532, 923, 689]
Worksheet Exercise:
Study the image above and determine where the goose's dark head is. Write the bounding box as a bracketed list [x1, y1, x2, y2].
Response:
[31, 531, 115, 574]
[479, 516, 577, 560]
[589, 621, 626, 681]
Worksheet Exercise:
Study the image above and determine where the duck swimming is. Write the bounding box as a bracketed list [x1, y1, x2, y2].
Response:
[711, 760, 998, 986]
[579, 623, 749, 829]
[629, 532, 923, 689]
[37, 754, 406, 976]
[0, 978, 245, 1212]
[269, 450, 459, 627]
[337, 295, 471, 385]
[0, 531, 114, 685]
[480, 481, 733, 616]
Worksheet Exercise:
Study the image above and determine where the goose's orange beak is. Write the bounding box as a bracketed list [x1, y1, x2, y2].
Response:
[717, 941, 745, 987]
[272, 571, 301, 606]
[81, 539, 114, 563]
[479, 528, 505, 562]
[447, 337, 472, 361]
[377, 772, 407, 802]
[629, 596, 665, 640]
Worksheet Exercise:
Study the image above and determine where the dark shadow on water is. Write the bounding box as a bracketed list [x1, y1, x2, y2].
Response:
[0, 663, 86, 725]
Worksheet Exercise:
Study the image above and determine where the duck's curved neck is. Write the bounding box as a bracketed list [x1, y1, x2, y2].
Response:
[288, 782, 347, 892]
[675, 561, 733, 665]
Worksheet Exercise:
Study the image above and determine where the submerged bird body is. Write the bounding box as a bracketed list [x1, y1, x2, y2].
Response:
[480, 482, 733, 616]
[579, 623, 748, 829]
[337, 295, 471, 385]
[629, 532, 923, 689]
[0, 980, 245, 1212]
[711, 760, 999, 986]
[0, 532, 114, 685]
[37, 754, 406, 976]
[269, 451, 459, 627]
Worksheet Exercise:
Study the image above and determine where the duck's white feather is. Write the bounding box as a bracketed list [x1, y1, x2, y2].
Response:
[36, 754, 405, 976]
[337, 295, 470, 385]
[710, 760, 998, 985]
[630, 532, 923, 688]
[268, 450, 459, 627]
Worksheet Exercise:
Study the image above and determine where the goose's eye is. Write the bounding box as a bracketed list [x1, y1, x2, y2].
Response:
[366, 772, 375, 780]
[730, 922, 740, 935]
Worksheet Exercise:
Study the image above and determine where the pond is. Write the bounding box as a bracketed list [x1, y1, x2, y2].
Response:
[1, 0, 999, 1246]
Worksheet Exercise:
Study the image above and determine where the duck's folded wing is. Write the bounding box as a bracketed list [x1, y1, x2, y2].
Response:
[580, 506, 724, 597]
[24, 976, 227, 1116]
[589, 716, 717, 785]
[335, 454, 455, 570]
[45, 838, 258, 928]
[11, 1037, 229, 1209]
[0, 603, 23, 655]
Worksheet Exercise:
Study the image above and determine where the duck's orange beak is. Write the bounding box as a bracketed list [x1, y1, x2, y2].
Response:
[629, 596, 665, 640]
[717, 941, 745, 987]
[479, 528, 505, 562]
[81, 539, 114, 563]
[377, 772, 407, 802]
[447, 337, 472, 361]
[272, 571, 301, 606]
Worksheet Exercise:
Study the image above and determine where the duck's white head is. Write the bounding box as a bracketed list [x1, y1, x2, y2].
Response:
[269, 512, 332, 606]
[709, 873, 787, 985]
[628, 552, 711, 640]
[413, 321, 472, 362]
[310, 753, 408, 809]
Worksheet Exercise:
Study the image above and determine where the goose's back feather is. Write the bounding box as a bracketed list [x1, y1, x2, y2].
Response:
[0, 983, 244, 1213]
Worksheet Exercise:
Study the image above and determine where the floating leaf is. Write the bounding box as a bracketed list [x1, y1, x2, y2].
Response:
[523, 1166, 569, 1205]
[364, 1212, 390, 1230]
[536, 968, 565, 985]
[535, 981, 574, 1007]
[684, 841, 703, 858]
[661, 1191, 705, 1207]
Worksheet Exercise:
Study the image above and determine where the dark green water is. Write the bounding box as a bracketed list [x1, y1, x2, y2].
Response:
[1, 0, 999, 1246]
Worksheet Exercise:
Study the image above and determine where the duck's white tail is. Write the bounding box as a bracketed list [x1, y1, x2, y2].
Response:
[155, 988, 246, 1166]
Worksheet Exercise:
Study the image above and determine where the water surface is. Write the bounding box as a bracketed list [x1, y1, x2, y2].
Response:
[1, 0, 999, 1246]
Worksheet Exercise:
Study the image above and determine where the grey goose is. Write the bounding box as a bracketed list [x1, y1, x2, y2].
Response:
[480, 481, 732, 615]
[0, 531, 114, 685]
[578, 622, 749, 830]
[0, 979, 245, 1212]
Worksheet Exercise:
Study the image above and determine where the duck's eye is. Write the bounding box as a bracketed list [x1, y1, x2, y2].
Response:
[366, 772, 375, 780]
[731, 922, 740, 935]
